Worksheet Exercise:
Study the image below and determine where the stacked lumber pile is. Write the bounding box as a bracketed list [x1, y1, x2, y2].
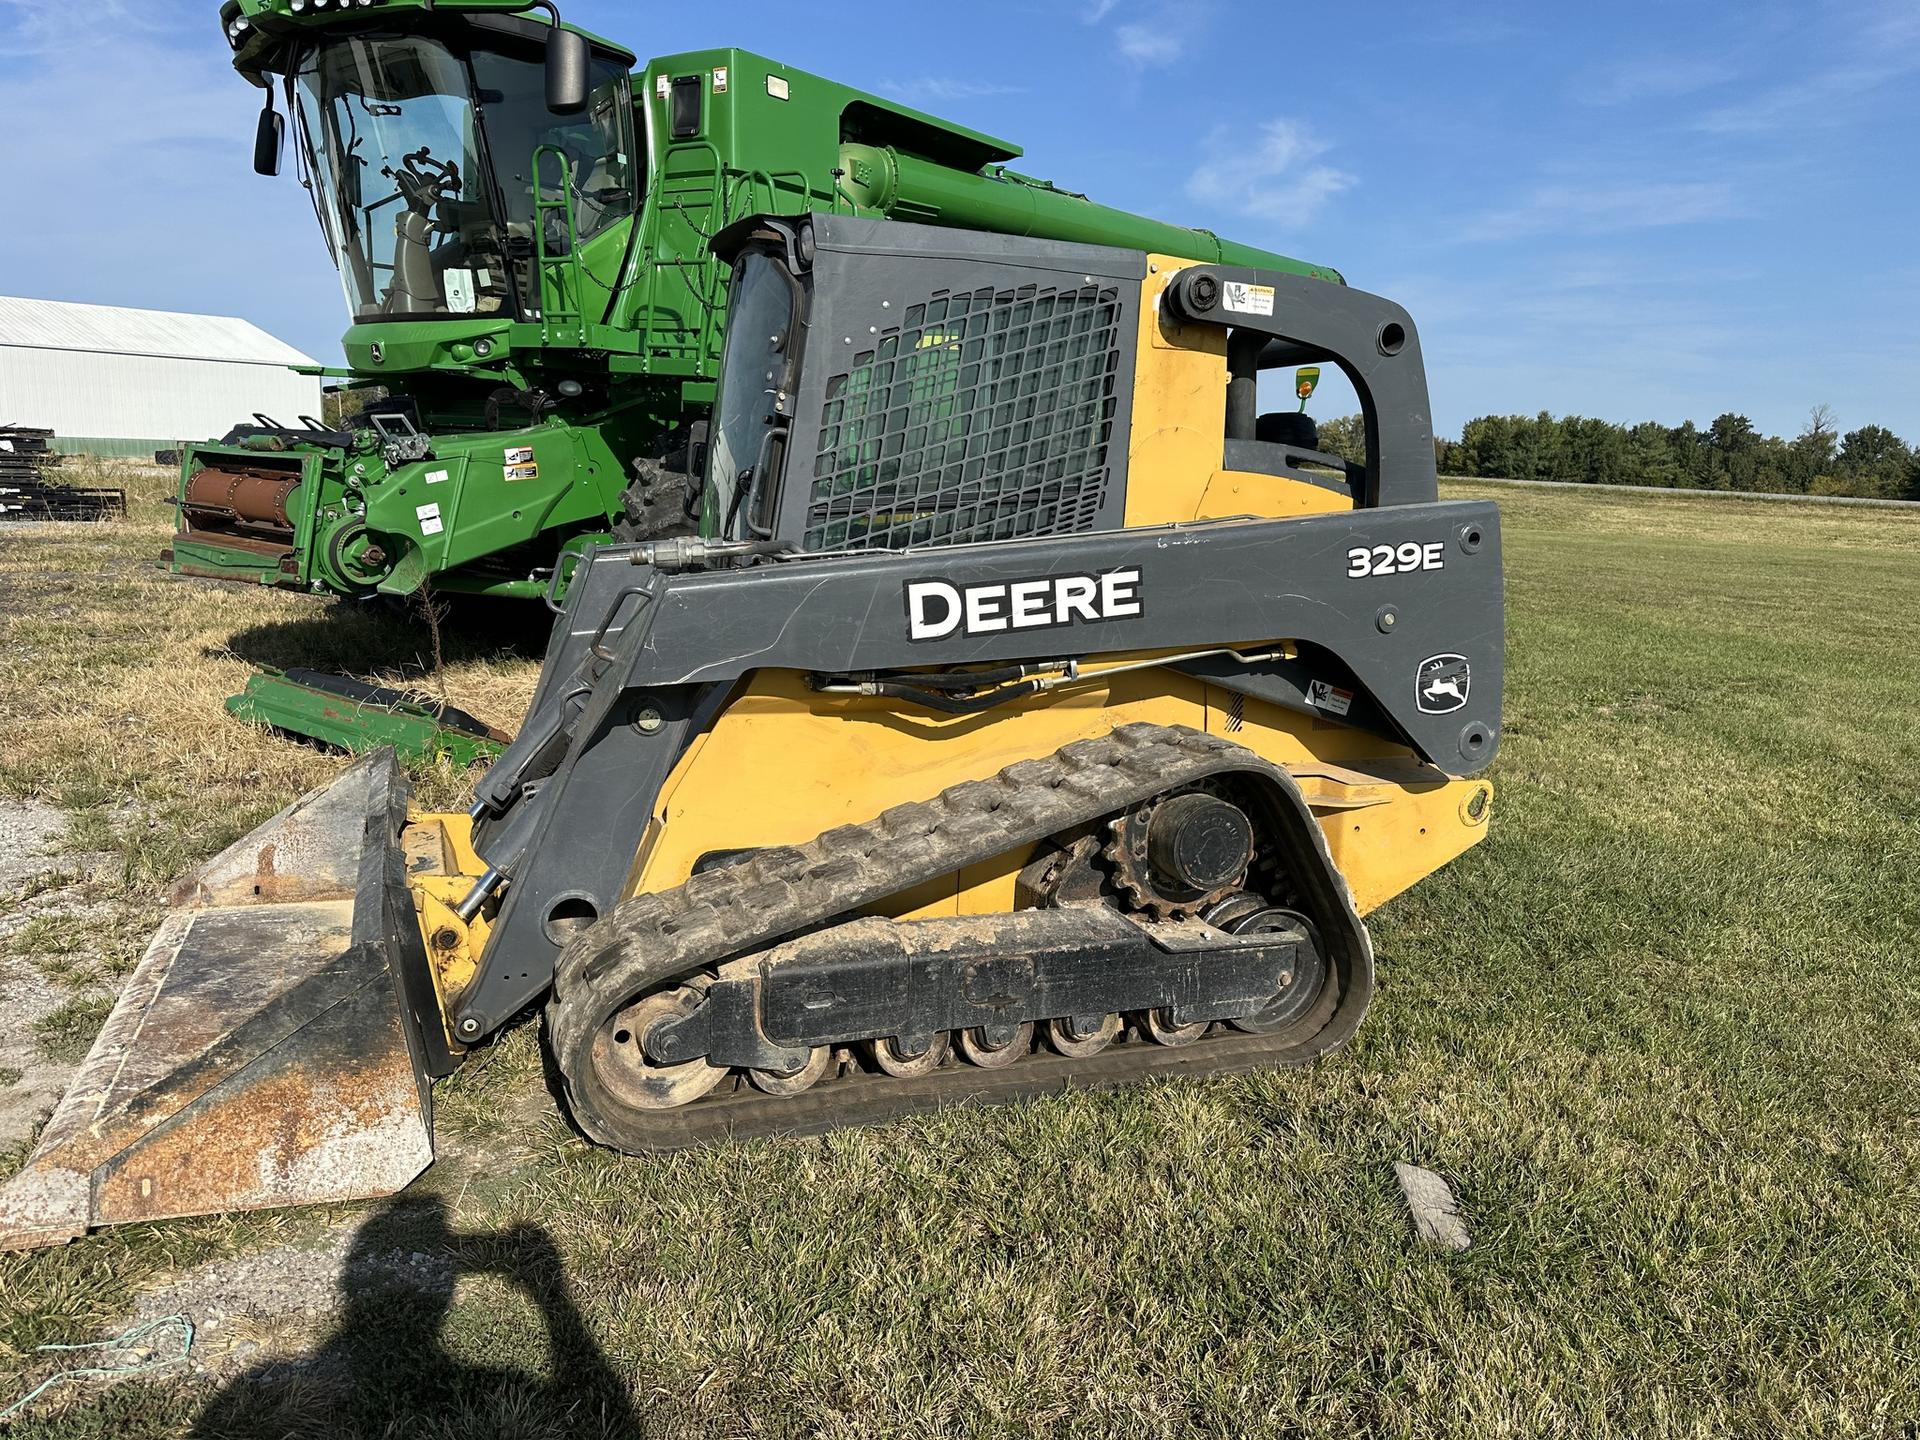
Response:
[0, 425, 126, 520]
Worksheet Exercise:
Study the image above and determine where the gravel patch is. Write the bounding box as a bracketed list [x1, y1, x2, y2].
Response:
[121, 1213, 458, 1382]
[0, 962, 87, 1149]
[0, 798, 68, 895]
[0, 799, 125, 1156]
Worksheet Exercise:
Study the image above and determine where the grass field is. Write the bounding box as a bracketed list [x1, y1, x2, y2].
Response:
[1, 471, 1917, 1437]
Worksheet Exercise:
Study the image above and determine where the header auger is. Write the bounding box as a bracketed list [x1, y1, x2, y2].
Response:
[3, 209, 1501, 1250]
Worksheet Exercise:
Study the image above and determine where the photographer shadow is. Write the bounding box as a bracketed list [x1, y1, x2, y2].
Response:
[190, 1194, 640, 1439]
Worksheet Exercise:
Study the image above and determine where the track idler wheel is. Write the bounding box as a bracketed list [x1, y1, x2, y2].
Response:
[1203, 895, 1327, 1036]
[591, 984, 727, 1110]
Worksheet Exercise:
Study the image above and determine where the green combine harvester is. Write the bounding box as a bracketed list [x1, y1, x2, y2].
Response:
[173, 0, 1344, 605]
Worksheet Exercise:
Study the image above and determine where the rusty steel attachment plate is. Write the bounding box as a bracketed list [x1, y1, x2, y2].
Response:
[0, 751, 436, 1252]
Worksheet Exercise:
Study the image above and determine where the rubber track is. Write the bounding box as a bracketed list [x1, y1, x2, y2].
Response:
[546, 722, 1373, 1151]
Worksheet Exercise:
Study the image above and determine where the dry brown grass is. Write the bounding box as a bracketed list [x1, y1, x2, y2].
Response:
[2, 478, 1918, 1437]
[0, 465, 542, 891]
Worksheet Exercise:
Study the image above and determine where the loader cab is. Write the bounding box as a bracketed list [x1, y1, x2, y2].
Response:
[700, 214, 1439, 554]
[701, 214, 1138, 552]
[251, 13, 638, 325]
[1221, 332, 1367, 500]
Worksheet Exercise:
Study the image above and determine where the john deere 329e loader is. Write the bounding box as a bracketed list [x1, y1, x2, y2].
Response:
[1, 214, 1502, 1249]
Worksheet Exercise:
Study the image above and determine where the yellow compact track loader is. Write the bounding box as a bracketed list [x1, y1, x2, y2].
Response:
[0, 216, 1502, 1249]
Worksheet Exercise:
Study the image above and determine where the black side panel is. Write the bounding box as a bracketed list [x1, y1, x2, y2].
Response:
[458, 507, 1501, 1036]
[598, 507, 1503, 769]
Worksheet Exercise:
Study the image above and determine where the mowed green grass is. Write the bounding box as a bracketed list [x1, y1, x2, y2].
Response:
[3, 481, 1919, 1437]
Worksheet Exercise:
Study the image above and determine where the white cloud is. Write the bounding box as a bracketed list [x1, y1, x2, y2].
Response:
[1114, 22, 1183, 66]
[1185, 119, 1356, 227]
[1579, 56, 1737, 107]
[0, 4, 263, 185]
[1695, 0, 1920, 134]
[0, 0, 339, 358]
[1079, 0, 1208, 69]
[879, 77, 1024, 105]
[1461, 180, 1741, 242]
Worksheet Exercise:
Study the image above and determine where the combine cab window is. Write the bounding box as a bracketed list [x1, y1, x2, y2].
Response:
[292, 35, 637, 323]
[295, 38, 491, 320]
[470, 50, 637, 320]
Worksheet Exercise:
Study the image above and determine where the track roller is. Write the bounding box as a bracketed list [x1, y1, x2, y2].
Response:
[958, 1022, 1034, 1069]
[1141, 1009, 1210, 1046]
[748, 1046, 835, 1095]
[865, 1033, 950, 1078]
[1044, 1013, 1121, 1058]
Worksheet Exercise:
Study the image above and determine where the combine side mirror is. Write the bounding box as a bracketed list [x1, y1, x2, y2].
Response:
[253, 106, 284, 177]
[546, 27, 590, 113]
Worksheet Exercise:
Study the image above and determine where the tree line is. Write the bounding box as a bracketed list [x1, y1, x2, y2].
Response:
[1316, 407, 1919, 501]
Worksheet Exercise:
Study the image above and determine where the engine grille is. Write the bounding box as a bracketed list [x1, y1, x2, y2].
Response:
[806, 280, 1123, 551]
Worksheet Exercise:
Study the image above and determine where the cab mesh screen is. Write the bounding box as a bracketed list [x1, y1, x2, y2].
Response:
[806, 281, 1122, 550]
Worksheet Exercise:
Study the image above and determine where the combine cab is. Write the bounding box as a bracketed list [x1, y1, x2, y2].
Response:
[4, 215, 1501, 1249]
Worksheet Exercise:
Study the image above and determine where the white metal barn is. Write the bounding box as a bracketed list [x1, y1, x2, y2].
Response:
[0, 297, 322, 457]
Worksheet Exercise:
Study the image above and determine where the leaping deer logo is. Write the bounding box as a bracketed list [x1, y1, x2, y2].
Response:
[1416, 654, 1471, 714]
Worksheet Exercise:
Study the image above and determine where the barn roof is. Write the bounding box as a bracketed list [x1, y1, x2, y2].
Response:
[0, 296, 317, 369]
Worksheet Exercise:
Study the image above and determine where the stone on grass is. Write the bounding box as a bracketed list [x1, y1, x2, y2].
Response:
[1393, 1162, 1470, 1250]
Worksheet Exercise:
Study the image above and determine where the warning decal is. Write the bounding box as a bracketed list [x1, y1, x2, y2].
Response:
[505, 463, 540, 482]
[1307, 679, 1354, 716]
[503, 445, 535, 465]
[416, 502, 443, 536]
[1223, 281, 1276, 317]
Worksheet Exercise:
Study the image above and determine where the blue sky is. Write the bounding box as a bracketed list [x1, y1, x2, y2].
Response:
[1, 0, 1914, 439]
